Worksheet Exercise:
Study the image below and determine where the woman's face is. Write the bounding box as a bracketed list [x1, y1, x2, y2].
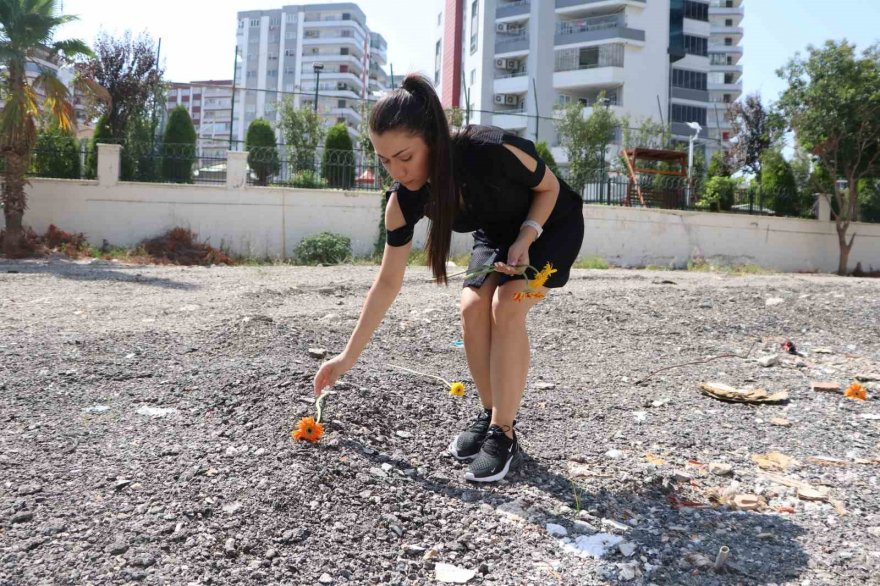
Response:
[371, 129, 430, 191]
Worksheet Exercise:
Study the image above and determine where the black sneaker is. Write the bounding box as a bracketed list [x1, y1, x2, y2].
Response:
[447, 409, 492, 461]
[464, 425, 523, 483]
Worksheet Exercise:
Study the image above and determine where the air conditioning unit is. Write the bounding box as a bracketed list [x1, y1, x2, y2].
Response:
[495, 58, 508, 69]
[504, 95, 518, 105]
[496, 23, 509, 33]
[494, 94, 506, 105]
[506, 60, 519, 70]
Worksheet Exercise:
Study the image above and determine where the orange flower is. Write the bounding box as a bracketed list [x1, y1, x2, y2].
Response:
[448, 382, 466, 397]
[513, 290, 546, 302]
[292, 416, 325, 443]
[844, 382, 867, 401]
[528, 263, 558, 289]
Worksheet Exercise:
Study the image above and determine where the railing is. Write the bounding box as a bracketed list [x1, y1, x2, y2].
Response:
[556, 14, 625, 36]
[555, 44, 625, 71]
[495, 69, 528, 79]
[245, 146, 385, 190]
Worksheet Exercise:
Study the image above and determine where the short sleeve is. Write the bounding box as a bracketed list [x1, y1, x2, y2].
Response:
[385, 182, 429, 247]
[500, 133, 547, 189]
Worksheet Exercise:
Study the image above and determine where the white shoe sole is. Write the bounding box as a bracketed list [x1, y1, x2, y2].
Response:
[464, 452, 522, 483]
[447, 436, 478, 462]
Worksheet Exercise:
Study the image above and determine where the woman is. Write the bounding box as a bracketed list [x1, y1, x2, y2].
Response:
[313, 74, 584, 483]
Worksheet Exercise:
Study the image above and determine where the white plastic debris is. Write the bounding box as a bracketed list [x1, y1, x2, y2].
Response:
[563, 533, 624, 558]
[546, 523, 568, 537]
[83, 405, 110, 413]
[435, 562, 476, 583]
[135, 406, 177, 417]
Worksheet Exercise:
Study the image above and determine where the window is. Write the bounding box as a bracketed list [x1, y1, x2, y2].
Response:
[672, 68, 707, 91]
[434, 40, 442, 85]
[338, 99, 346, 108]
[725, 37, 733, 46]
[342, 12, 350, 20]
[683, 35, 708, 56]
[723, 93, 732, 103]
[438, 12, 442, 26]
[270, 16, 281, 26]
[305, 30, 320, 38]
[286, 31, 296, 40]
[469, 1, 479, 55]
[683, 1, 708, 21]
[340, 47, 349, 55]
[268, 69, 278, 77]
[722, 131, 730, 140]
[250, 18, 259, 27]
[238, 20, 244, 29]
[724, 73, 735, 84]
[671, 104, 706, 126]
[725, 18, 733, 26]
[470, 69, 476, 85]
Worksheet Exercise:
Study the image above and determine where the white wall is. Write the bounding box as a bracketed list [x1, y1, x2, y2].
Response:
[6, 145, 879, 271]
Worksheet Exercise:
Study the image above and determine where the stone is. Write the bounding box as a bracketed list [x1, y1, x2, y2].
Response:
[435, 562, 476, 583]
[318, 573, 334, 584]
[732, 494, 761, 510]
[811, 381, 841, 393]
[757, 354, 779, 367]
[107, 540, 129, 555]
[130, 554, 156, 568]
[709, 462, 733, 476]
[224, 538, 237, 557]
[545, 523, 567, 537]
[770, 417, 792, 427]
[534, 382, 556, 390]
[265, 548, 278, 559]
[765, 297, 784, 306]
[797, 486, 830, 502]
[308, 348, 328, 359]
[11, 511, 34, 524]
[619, 542, 637, 557]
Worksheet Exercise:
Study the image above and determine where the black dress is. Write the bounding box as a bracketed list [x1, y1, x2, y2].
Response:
[385, 125, 584, 289]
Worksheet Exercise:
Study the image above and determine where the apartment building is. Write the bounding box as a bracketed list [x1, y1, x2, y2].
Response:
[166, 80, 234, 160]
[234, 2, 390, 144]
[435, 0, 744, 160]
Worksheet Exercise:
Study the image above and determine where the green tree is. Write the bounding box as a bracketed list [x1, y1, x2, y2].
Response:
[858, 178, 880, 223]
[322, 123, 355, 189]
[278, 98, 325, 173]
[245, 118, 279, 186]
[161, 105, 196, 184]
[707, 150, 732, 179]
[555, 99, 617, 191]
[535, 141, 559, 179]
[32, 123, 81, 179]
[0, 0, 98, 256]
[760, 149, 801, 217]
[777, 40, 880, 274]
[699, 176, 737, 212]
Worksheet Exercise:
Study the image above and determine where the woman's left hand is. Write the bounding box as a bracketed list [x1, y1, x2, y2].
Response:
[495, 235, 530, 275]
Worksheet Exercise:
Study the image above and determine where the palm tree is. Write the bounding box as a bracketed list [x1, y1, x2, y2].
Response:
[0, 0, 97, 256]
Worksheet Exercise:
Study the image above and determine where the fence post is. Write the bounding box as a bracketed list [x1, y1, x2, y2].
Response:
[97, 143, 121, 187]
[227, 150, 248, 189]
[816, 192, 832, 222]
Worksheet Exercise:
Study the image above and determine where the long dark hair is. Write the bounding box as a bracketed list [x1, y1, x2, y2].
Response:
[370, 74, 455, 284]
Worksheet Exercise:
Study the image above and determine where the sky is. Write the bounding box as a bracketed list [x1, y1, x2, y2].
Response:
[55, 0, 880, 105]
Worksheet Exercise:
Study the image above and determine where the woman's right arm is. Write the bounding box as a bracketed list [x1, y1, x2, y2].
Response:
[313, 193, 412, 394]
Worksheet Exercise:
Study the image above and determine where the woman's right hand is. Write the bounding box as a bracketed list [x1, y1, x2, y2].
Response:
[313, 355, 352, 396]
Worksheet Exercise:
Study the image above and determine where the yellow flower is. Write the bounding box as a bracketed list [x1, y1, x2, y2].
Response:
[844, 382, 867, 401]
[292, 416, 324, 443]
[448, 381, 466, 397]
[528, 263, 558, 289]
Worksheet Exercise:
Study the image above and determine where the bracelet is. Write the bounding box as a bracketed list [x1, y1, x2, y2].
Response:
[520, 219, 543, 239]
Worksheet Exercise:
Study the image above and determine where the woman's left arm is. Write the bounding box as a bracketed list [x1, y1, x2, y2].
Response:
[496, 144, 560, 274]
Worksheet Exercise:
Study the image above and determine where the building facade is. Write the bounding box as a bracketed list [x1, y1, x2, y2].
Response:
[234, 2, 390, 144]
[434, 0, 744, 161]
[166, 80, 234, 160]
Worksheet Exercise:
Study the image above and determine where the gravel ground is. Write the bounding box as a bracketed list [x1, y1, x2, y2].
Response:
[1, 258, 878, 586]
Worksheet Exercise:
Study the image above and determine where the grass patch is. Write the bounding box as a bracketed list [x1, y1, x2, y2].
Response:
[450, 252, 472, 267]
[687, 257, 769, 274]
[573, 256, 610, 270]
[408, 248, 429, 266]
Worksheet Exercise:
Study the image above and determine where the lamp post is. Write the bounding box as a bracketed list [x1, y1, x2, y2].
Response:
[598, 96, 611, 202]
[312, 63, 324, 112]
[685, 121, 702, 207]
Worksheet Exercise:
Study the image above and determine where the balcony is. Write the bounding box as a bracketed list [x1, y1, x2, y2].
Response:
[709, 0, 744, 17]
[302, 71, 365, 91]
[708, 81, 742, 93]
[711, 24, 743, 37]
[497, 1, 530, 19]
[556, 0, 645, 11]
[493, 109, 529, 131]
[496, 32, 529, 54]
[302, 54, 365, 70]
[671, 87, 709, 102]
[553, 65, 626, 91]
[710, 62, 743, 74]
[494, 73, 529, 95]
[555, 14, 644, 46]
[709, 43, 743, 54]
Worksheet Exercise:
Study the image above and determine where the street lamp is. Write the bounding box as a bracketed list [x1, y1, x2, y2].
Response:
[312, 63, 324, 112]
[685, 121, 702, 207]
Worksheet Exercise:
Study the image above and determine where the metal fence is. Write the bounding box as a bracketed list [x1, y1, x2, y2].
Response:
[245, 145, 387, 190]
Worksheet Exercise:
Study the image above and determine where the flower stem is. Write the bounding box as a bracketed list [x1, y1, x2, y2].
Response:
[388, 364, 451, 387]
[315, 390, 336, 423]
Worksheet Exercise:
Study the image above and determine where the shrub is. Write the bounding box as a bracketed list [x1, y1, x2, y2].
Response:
[246, 118, 279, 186]
[85, 114, 112, 179]
[700, 176, 737, 211]
[293, 232, 351, 265]
[141, 227, 232, 265]
[321, 123, 355, 189]
[33, 125, 82, 179]
[292, 170, 325, 189]
[535, 141, 560, 178]
[161, 106, 197, 183]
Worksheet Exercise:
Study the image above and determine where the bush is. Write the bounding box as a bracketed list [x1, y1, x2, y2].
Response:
[161, 105, 197, 184]
[700, 176, 737, 211]
[33, 125, 81, 179]
[321, 123, 355, 189]
[246, 118, 279, 186]
[141, 227, 232, 265]
[292, 170, 326, 189]
[707, 150, 732, 179]
[293, 232, 351, 265]
[760, 149, 802, 216]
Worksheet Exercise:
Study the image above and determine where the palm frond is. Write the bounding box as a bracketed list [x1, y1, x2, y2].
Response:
[51, 38, 92, 60]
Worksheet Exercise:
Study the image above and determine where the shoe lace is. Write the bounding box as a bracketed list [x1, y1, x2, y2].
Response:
[481, 427, 511, 458]
[466, 411, 491, 434]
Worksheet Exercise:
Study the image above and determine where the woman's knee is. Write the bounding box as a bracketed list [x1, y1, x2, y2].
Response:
[491, 293, 529, 328]
[460, 289, 492, 325]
